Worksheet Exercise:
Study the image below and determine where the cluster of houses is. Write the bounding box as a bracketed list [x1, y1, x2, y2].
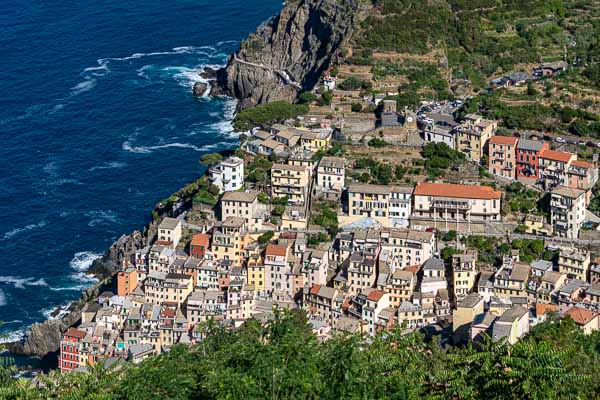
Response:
[60, 203, 600, 372]
[58, 62, 600, 371]
[489, 61, 568, 89]
[422, 108, 599, 239]
[487, 136, 598, 239]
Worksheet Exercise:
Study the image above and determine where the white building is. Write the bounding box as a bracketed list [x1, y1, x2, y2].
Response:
[316, 156, 345, 192]
[550, 186, 586, 239]
[389, 186, 413, 227]
[157, 217, 182, 248]
[209, 156, 244, 193]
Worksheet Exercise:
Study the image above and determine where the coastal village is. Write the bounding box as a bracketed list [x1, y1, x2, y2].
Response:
[58, 61, 600, 372]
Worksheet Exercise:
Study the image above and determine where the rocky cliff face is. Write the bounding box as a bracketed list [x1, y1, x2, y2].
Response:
[211, 0, 360, 109]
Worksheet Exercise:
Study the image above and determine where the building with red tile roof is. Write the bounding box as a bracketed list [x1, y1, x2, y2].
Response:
[488, 135, 519, 179]
[562, 306, 600, 335]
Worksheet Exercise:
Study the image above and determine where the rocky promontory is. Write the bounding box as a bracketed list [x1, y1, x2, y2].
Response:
[211, 0, 360, 109]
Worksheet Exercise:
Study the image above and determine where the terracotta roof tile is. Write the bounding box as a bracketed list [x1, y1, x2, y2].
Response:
[64, 327, 86, 339]
[563, 306, 598, 326]
[540, 149, 574, 163]
[535, 303, 557, 316]
[266, 244, 287, 257]
[414, 183, 501, 200]
[190, 233, 210, 246]
[489, 135, 518, 146]
[310, 284, 321, 296]
[572, 159, 591, 168]
[367, 290, 386, 302]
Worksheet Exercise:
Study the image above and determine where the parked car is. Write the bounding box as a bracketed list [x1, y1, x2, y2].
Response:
[513, 132, 521, 138]
[555, 137, 566, 143]
[586, 142, 597, 148]
[578, 141, 586, 146]
[543, 135, 553, 141]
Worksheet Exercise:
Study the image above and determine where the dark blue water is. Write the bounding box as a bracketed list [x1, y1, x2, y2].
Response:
[0, 0, 281, 340]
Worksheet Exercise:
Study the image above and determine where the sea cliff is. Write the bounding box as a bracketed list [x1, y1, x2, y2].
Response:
[211, 0, 360, 109]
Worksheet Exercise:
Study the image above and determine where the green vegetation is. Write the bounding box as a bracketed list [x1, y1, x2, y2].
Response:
[199, 152, 223, 167]
[337, 77, 372, 91]
[311, 202, 339, 236]
[233, 101, 309, 131]
[420, 142, 465, 179]
[460, 91, 600, 135]
[298, 91, 318, 104]
[246, 156, 273, 190]
[504, 182, 541, 214]
[3, 312, 599, 398]
[352, 157, 395, 185]
[511, 238, 555, 263]
[257, 231, 274, 244]
[307, 232, 330, 246]
[367, 138, 388, 148]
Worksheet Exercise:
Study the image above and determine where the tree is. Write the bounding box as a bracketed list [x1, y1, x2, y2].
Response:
[199, 152, 223, 167]
[257, 231, 274, 244]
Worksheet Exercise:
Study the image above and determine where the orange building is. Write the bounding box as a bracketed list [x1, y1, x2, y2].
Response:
[190, 233, 210, 259]
[117, 267, 138, 297]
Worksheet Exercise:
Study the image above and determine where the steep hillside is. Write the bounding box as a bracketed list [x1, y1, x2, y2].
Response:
[211, 0, 362, 109]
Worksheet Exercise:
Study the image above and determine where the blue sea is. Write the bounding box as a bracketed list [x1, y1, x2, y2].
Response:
[0, 0, 281, 340]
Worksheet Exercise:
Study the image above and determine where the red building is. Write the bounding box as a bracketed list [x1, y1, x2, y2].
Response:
[60, 327, 86, 373]
[189, 233, 210, 259]
[516, 139, 548, 181]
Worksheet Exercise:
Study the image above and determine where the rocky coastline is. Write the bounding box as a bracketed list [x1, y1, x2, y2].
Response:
[7, 225, 155, 366]
[6, 0, 350, 369]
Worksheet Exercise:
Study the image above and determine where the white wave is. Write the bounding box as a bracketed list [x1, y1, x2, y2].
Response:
[3, 220, 47, 240]
[88, 161, 127, 171]
[86, 210, 119, 227]
[70, 77, 97, 96]
[42, 303, 72, 321]
[0, 329, 25, 344]
[0, 276, 48, 289]
[209, 98, 239, 138]
[122, 140, 228, 154]
[69, 251, 102, 272]
[83, 59, 110, 76]
[0, 289, 6, 307]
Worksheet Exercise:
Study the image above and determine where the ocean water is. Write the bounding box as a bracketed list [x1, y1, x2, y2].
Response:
[0, 0, 281, 341]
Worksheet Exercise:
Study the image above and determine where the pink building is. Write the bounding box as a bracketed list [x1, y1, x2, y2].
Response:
[488, 136, 518, 179]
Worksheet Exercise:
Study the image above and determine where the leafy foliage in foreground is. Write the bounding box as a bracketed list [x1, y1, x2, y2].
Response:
[2, 311, 598, 399]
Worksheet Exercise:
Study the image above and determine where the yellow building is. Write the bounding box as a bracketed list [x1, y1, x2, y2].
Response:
[347, 183, 391, 226]
[455, 114, 497, 162]
[247, 262, 266, 293]
[271, 163, 310, 204]
[452, 252, 478, 300]
[281, 205, 307, 230]
[211, 217, 250, 267]
[299, 129, 332, 152]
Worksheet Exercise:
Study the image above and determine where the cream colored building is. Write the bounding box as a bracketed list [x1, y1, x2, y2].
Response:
[347, 183, 391, 225]
[453, 293, 484, 342]
[211, 217, 250, 267]
[271, 163, 310, 204]
[413, 182, 502, 231]
[144, 272, 194, 306]
[220, 190, 261, 231]
[558, 248, 591, 282]
[317, 156, 345, 192]
[281, 205, 307, 231]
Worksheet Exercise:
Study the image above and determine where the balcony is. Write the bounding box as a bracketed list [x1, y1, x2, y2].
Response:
[432, 199, 471, 210]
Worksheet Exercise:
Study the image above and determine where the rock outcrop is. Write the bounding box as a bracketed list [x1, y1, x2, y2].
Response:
[211, 0, 360, 109]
